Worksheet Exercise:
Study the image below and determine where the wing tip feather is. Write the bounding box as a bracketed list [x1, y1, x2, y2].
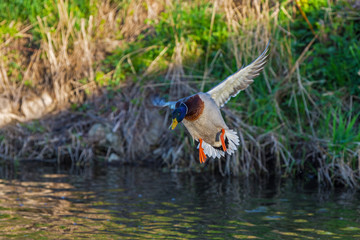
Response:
[208, 39, 270, 108]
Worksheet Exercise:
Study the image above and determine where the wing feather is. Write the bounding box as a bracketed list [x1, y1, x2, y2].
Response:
[152, 96, 177, 109]
[207, 41, 270, 107]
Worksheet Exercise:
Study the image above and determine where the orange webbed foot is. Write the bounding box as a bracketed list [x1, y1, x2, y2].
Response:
[220, 129, 227, 152]
[199, 138, 207, 164]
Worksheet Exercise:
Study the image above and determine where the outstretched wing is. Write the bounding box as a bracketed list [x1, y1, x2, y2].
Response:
[152, 96, 177, 109]
[207, 41, 270, 107]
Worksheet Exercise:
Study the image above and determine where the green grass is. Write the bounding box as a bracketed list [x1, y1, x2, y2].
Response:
[291, 1, 360, 95]
[104, 1, 229, 86]
[326, 110, 360, 161]
[0, 0, 96, 27]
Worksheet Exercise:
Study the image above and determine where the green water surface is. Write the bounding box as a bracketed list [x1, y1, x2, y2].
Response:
[0, 164, 359, 239]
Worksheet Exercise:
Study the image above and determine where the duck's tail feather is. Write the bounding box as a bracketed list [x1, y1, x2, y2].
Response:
[225, 129, 240, 155]
[198, 140, 225, 159]
[197, 129, 239, 159]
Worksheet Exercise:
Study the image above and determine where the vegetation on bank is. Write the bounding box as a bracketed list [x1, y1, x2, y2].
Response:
[0, 0, 359, 187]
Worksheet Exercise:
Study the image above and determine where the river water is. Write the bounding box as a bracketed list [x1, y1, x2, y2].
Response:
[0, 163, 359, 239]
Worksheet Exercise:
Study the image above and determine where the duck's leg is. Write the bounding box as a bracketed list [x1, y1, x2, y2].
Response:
[199, 138, 207, 164]
[220, 129, 227, 152]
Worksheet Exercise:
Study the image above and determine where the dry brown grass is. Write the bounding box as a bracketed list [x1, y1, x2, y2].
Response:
[0, 0, 132, 121]
[0, 0, 166, 162]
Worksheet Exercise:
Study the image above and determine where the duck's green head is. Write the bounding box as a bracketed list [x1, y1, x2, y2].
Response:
[171, 103, 188, 130]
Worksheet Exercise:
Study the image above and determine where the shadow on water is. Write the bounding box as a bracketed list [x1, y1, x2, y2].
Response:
[0, 162, 359, 239]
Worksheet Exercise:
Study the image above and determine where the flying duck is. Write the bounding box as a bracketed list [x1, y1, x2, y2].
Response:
[154, 42, 269, 163]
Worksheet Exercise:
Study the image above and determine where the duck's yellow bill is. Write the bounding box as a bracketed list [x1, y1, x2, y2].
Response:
[171, 118, 178, 130]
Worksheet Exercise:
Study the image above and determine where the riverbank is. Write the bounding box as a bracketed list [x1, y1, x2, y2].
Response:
[0, 0, 359, 187]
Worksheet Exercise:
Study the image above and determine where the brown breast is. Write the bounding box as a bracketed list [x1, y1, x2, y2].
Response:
[182, 94, 205, 121]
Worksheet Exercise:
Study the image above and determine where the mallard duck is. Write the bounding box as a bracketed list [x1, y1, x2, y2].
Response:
[154, 42, 269, 163]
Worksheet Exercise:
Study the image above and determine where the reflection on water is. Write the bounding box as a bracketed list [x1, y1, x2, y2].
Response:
[0, 163, 359, 239]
